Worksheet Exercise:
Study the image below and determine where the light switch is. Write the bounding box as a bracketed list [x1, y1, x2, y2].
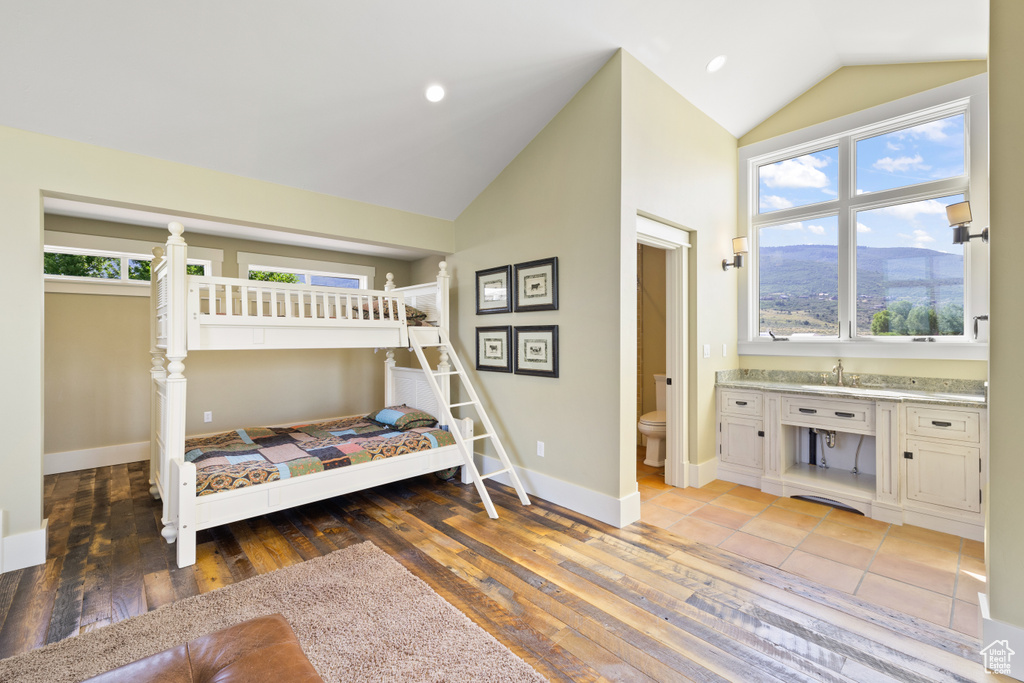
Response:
[703, 344, 710, 358]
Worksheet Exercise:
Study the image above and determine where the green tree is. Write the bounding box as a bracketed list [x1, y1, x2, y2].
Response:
[127, 259, 204, 280]
[888, 300, 913, 320]
[889, 313, 908, 336]
[906, 306, 938, 335]
[44, 253, 120, 279]
[938, 302, 964, 336]
[249, 269, 300, 284]
[871, 309, 891, 335]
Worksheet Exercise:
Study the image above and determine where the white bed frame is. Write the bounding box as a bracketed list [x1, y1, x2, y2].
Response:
[149, 222, 465, 568]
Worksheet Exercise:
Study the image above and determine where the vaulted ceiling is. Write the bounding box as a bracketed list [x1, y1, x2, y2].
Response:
[1, 1, 987, 221]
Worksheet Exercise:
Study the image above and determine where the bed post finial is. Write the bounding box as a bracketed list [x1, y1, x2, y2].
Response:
[385, 272, 394, 291]
[168, 221, 185, 244]
[438, 261, 448, 277]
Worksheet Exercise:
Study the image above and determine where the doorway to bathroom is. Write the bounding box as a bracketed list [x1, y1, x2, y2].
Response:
[636, 215, 689, 490]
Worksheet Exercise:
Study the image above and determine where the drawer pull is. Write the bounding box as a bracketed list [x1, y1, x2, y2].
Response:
[735, 401, 748, 406]
[835, 411, 856, 418]
[931, 420, 952, 427]
[798, 408, 817, 414]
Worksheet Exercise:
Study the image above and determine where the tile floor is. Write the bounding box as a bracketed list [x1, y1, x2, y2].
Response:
[637, 450, 985, 637]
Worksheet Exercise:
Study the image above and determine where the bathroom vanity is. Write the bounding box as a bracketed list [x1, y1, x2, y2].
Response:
[715, 369, 987, 541]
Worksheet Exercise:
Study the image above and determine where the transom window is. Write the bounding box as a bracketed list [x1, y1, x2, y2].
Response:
[237, 252, 374, 290]
[44, 247, 208, 281]
[739, 80, 988, 360]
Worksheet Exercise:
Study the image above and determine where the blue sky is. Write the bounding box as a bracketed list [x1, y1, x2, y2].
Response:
[758, 114, 966, 253]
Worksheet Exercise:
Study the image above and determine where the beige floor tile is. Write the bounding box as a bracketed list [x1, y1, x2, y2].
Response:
[758, 506, 822, 532]
[962, 538, 985, 560]
[952, 599, 981, 638]
[720, 532, 793, 567]
[712, 494, 772, 516]
[825, 509, 890, 533]
[816, 520, 886, 551]
[667, 517, 735, 546]
[702, 479, 739, 494]
[780, 550, 864, 594]
[649, 494, 705, 516]
[797, 533, 877, 570]
[887, 523, 963, 553]
[741, 517, 810, 547]
[641, 502, 685, 529]
[856, 573, 952, 627]
[772, 497, 831, 518]
[692, 504, 752, 530]
[673, 486, 723, 503]
[728, 485, 779, 505]
[955, 557, 987, 605]
[638, 486, 664, 503]
[878, 536, 959, 573]
[868, 553, 957, 596]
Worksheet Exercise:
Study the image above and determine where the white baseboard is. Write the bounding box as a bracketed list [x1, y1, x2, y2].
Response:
[479, 454, 640, 528]
[688, 458, 719, 488]
[980, 594, 1024, 680]
[715, 463, 762, 489]
[44, 441, 149, 475]
[1, 518, 48, 573]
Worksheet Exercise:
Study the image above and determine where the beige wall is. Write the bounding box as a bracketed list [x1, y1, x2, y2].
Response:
[43, 215, 418, 454]
[0, 123, 452, 540]
[451, 52, 624, 497]
[739, 61, 989, 383]
[987, 0, 1024, 631]
[621, 52, 739, 470]
[740, 61, 987, 147]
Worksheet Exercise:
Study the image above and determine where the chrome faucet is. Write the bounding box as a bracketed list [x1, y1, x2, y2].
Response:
[832, 359, 844, 386]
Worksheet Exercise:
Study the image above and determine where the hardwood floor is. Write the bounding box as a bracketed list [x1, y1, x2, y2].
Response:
[0, 462, 995, 682]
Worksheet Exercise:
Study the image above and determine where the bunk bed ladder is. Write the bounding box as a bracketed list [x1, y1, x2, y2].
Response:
[408, 326, 530, 518]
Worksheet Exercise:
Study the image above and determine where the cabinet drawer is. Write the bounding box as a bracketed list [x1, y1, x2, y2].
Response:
[905, 406, 981, 443]
[720, 389, 762, 417]
[781, 396, 875, 433]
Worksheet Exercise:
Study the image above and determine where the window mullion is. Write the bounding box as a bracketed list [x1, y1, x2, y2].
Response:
[837, 137, 854, 340]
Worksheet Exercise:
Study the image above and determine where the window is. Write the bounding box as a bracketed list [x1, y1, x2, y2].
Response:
[738, 75, 987, 359]
[43, 231, 223, 297]
[238, 252, 374, 290]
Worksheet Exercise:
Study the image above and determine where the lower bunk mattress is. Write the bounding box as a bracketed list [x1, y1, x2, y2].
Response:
[185, 414, 455, 496]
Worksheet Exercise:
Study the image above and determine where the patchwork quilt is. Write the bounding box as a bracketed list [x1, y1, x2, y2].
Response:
[185, 415, 455, 496]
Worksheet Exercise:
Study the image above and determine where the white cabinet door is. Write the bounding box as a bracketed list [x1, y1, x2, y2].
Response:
[721, 417, 763, 470]
[904, 438, 981, 513]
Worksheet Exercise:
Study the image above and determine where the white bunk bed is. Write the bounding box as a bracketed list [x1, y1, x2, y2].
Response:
[149, 222, 473, 568]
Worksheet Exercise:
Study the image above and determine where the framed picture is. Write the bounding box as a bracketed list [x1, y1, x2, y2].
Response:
[514, 325, 558, 378]
[476, 326, 512, 373]
[514, 257, 558, 312]
[475, 265, 512, 314]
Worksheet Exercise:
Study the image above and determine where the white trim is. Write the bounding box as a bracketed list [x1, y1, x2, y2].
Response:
[1, 519, 48, 573]
[479, 454, 641, 528]
[688, 458, 720, 488]
[737, 74, 989, 358]
[981, 594, 1024, 680]
[46, 279, 151, 297]
[45, 441, 149, 475]
[237, 251, 375, 288]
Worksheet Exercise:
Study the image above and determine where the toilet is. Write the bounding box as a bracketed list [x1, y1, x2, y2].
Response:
[638, 374, 667, 467]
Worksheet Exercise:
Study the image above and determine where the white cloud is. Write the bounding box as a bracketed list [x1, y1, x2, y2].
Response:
[873, 154, 930, 173]
[807, 224, 826, 235]
[907, 119, 953, 142]
[821, 188, 838, 197]
[857, 222, 872, 233]
[760, 195, 794, 211]
[886, 141, 902, 151]
[880, 199, 949, 221]
[760, 154, 830, 189]
[899, 229, 937, 249]
[762, 222, 805, 232]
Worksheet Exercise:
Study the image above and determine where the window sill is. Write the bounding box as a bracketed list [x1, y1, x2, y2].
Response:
[738, 339, 988, 361]
[45, 279, 150, 297]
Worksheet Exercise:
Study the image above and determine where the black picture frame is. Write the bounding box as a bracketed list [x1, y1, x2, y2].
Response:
[513, 325, 559, 378]
[513, 257, 558, 312]
[476, 326, 513, 373]
[475, 265, 512, 315]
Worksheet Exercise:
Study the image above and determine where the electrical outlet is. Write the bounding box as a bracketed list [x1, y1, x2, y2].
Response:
[703, 344, 710, 359]
[537, 441, 545, 457]
[722, 343, 728, 357]
[203, 411, 213, 423]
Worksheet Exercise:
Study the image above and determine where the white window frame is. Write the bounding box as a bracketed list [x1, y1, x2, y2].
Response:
[44, 231, 223, 297]
[237, 251, 375, 289]
[737, 74, 988, 361]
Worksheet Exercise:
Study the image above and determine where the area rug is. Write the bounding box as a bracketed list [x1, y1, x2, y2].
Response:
[0, 541, 546, 683]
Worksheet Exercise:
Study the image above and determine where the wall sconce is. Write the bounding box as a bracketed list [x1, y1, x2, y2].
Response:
[947, 200, 988, 245]
[722, 236, 749, 271]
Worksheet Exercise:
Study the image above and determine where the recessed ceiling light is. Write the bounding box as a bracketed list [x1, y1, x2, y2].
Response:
[706, 55, 728, 73]
[425, 84, 445, 103]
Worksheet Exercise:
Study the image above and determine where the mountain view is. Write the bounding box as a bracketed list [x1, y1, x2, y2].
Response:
[758, 245, 964, 337]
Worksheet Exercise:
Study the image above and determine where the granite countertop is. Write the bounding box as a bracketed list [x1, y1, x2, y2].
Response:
[716, 369, 986, 408]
